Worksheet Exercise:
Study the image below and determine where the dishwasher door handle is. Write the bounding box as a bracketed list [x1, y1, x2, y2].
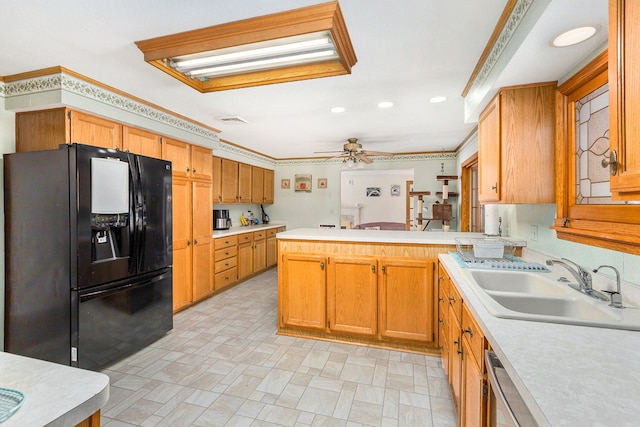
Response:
[485, 350, 523, 427]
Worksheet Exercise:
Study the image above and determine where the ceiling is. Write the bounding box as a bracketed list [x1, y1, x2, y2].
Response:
[0, 0, 607, 160]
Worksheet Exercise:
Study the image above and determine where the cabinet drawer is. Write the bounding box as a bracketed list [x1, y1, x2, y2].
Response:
[253, 230, 266, 240]
[215, 245, 237, 261]
[267, 228, 277, 238]
[448, 282, 463, 322]
[238, 232, 253, 243]
[462, 303, 485, 367]
[215, 267, 237, 291]
[214, 235, 238, 250]
[215, 256, 237, 273]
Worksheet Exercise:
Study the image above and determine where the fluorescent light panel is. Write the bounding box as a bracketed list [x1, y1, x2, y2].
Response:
[172, 31, 338, 79]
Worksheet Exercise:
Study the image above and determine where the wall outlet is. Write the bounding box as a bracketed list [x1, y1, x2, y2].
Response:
[529, 224, 538, 241]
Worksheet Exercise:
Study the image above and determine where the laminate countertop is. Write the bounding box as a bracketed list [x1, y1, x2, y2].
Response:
[277, 227, 494, 245]
[212, 222, 286, 238]
[0, 352, 109, 426]
[439, 252, 640, 427]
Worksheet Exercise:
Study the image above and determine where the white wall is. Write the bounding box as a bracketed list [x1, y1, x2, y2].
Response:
[340, 169, 413, 226]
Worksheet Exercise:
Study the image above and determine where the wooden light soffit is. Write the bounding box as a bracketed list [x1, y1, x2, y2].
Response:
[135, 1, 357, 92]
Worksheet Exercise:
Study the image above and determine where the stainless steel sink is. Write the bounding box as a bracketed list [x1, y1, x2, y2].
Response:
[462, 268, 640, 330]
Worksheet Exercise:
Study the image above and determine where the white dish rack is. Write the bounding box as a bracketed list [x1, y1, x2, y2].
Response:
[454, 237, 549, 271]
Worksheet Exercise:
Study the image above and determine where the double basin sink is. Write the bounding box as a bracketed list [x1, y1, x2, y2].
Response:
[463, 269, 640, 330]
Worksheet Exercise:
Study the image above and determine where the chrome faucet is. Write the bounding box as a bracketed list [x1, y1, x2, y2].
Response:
[545, 258, 609, 301]
[593, 265, 624, 309]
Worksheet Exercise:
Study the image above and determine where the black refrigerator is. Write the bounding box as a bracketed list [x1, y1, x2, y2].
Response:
[4, 143, 173, 370]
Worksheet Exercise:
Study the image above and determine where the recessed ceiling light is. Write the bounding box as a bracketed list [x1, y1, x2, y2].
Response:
[378, 101, 394, 109]
[429, 96, 447, 103]
[552, 26, 597, 47]
[331, 106, 345, 113]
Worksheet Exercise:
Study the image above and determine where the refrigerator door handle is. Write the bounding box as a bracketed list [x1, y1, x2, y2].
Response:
[137, 156, 148, 273]
[127, 153, 143, 275]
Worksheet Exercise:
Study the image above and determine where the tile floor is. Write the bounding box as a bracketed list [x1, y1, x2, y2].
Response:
[101, 268, 457, 427]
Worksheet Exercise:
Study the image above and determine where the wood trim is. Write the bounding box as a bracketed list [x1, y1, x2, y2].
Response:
[460, 153, 479, 233]
[462, 0, 518, 97]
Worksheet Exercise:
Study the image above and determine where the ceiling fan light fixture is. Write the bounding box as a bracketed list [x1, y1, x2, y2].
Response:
[552, 26, 597, 47]
[135, 1, 357, 92]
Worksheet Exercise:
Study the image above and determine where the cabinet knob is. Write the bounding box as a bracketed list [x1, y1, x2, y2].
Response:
[463, 327, 473, 337]
[449, 296, 456, 303]
[602, 149, 618, 176]
[193, 168, 197, 173]
[371, 265, 376, 273]
[492, 183, 497, 191]
[194, 239, 198, 245]
[439, 297, 445, 302]
[187, 240, 191, 246]
[320, 261, 325, 270]
[186, 167, 190, 173]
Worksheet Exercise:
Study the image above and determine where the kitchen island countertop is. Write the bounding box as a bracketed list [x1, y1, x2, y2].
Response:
[0, 352, 109, 426]
[277, 227, 492, 245]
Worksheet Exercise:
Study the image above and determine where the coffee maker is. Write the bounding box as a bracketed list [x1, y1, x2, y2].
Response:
[214, 209, 231, 230]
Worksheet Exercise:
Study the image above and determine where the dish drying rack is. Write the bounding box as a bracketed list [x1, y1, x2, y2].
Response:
[455, 237, 549, 271]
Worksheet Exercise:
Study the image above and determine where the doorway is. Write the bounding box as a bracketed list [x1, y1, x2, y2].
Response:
[461, 154, 481, 232]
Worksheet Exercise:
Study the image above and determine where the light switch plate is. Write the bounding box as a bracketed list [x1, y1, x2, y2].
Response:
[529, 224, 538, 241]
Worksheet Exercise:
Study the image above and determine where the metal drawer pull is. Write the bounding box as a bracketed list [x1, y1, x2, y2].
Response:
[463, 327, 473, 336]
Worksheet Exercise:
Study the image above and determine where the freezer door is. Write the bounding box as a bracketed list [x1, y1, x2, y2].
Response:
[75, 268, 173, 370]
[132, 154, 172, 273]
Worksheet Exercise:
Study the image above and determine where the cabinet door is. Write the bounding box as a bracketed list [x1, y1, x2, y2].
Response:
[253, 238, 267, 272]
[609, 0, 640, 197]
[251, 167, 265, 203]
[478, 95, 501, 203]
[221, 158, 240, 203]
[122, 126, 161, 158]
[448, 304, 463, 415]
[327, 256, 377, 337]
[279, 253, 327, 331]
[378, 258, 435, 343]
[192, 181, 213, 301]
[462, 338, 485, 427]
[238, 163, 253, 203]
[212, 156, 222, 203]
[237, 242, 254, 280]
[266, 236, 277, 267]
[162, 138, 190, 178]
[190, 145, 213, 181]
[16, 108, 69, 152]
[263, 169, 275, 204]
[70, 110, 122, 150]
[172, 178, 193, 311]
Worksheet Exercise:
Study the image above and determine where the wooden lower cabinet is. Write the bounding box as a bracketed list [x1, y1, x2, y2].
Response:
[327, 256, 377, 337]
[278, 246, 439, 350]
[266, 229, 277, 267]
[439, 263, 488, 427]
[379, 257, 436, 344]
[237, 240, 253, 280]
[253, 231, 267, 272]
[279, 253, 327, 331]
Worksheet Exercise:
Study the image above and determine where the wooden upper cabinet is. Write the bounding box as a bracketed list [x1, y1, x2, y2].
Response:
[251, 166, 265, 203]
[190, 145, 212, 181]
[69, 110, 122, 150]
[238, 162, 252, 203]
[16, 108, 122, 152]
[122, 126, 161, 158]
[477, 83, 556, 204]
[162, 138, 190, 178]
[221, 158, 240, 203]
[212, 156, 223, 203]
[609, 0, 640, 198]
[263, 169, 275, 204]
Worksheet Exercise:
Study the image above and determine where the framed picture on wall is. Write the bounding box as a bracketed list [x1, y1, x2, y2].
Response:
[295, 174, 312, 192]
[390, 184, 401, 196]
[318, 178, 328, 189]
[366, 187, 381, 197]
[281, 179, 290, 189]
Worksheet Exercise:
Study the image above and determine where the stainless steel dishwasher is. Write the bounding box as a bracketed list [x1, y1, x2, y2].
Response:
[485, 350, 538, 427]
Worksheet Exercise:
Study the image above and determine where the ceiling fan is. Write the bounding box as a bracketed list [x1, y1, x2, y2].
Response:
[315, 138, 394, 166]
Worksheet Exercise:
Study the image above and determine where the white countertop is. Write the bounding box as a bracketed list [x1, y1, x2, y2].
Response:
[439, 253, 640, 427]
[277, 227, 491, 245]
[213, 221, 286, 238]
[0, 352, 109, 426]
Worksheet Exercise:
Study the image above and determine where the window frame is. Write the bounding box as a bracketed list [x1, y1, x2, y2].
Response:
[553, 51, 640, 255]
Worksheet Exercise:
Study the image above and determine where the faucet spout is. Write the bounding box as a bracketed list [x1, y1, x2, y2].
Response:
[546, 258, 608, 302]
[593, 265, 624, 309]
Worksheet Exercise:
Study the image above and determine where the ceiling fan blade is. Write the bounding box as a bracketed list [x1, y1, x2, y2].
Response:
[314, 150, 347, 154]
[355, 153, 373, 164]
[362, 150, 394, 156]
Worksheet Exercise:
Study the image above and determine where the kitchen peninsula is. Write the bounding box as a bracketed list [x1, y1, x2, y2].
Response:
[276, 228, 486, 352]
